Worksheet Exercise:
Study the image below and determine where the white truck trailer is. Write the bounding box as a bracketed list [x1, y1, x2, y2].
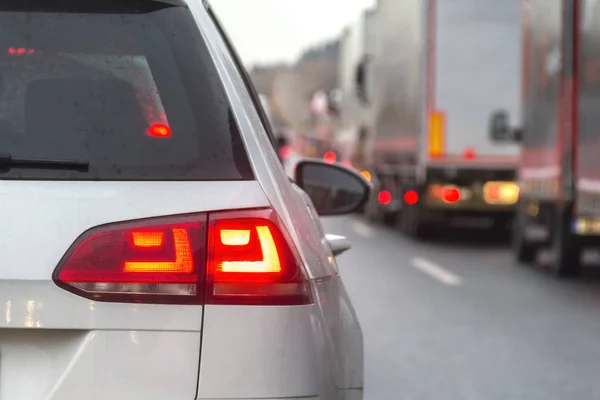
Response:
[362, 0, 523, 236]
[335, 8, 377, 170]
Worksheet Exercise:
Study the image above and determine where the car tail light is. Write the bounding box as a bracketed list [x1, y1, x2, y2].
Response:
[206, 210, 312, 306]
[147, 123, 171, 138]
[53, 209, 312, 306]
[53, 215, 206, 304]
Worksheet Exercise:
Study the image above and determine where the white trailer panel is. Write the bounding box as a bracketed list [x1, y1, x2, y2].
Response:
[434, 0, 522, 160]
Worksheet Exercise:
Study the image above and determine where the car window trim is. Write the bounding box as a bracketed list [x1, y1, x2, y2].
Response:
[204, 4, 278, 150]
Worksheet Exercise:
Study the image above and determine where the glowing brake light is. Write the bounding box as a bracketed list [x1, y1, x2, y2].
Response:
[323, 151, 336, 164]
[54, 216, 204, 303]
[147, 123, 171, 138]
[8, 47, 34, 55]
[378, 190, 392, 205]
[124, 228, 193, 273]
[207, 211, 311, 305]
[219, 226, 281, 273]
[278, 145, 292, 160]
[132, 231, 164, 247]
[442, 187, 461, 203]
[463, 147, 475, 160]
[53, 209, 312, 306]
[483, 181, 519, 205]
[404, 190, 419, 205]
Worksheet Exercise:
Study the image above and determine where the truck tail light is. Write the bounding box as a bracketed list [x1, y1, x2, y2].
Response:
[483, 181, 519, 205]
[53, 209, 312, 306]
[442, 186, 461, 203]
[206, 210, 312, 306]
[378, 190, 392, 205]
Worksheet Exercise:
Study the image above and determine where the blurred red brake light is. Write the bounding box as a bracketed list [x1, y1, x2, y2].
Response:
[323, 151, 336, 164]
[147, 123, 171, 137]
[378, 190, 392, 205]
[442, 187, 460, 203]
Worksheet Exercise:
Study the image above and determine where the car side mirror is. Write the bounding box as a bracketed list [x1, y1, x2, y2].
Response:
[294, 159, 372, 216]
[488, 110, 522, 143]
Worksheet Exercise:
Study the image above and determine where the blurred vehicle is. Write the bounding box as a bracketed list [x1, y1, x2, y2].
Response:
[0, 0, 368, 399]
[361, 0, 522, 237]
[335, 9, 377, 175]
[493, 0, 600, 277]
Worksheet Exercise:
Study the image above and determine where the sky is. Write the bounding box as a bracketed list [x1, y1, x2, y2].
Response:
[210, 0, 375, 66]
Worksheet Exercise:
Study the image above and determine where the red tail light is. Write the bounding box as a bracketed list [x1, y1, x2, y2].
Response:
[404, 190, 419, 205]
[8, 47, 34, 55]
[147, 123, 171, 138]
[378, 190, 392, 205]
[442, 187, 461, 203]
[206, 210, 311, 305]
[53, 215, 206, 304]
[463, 147, 475, 160]
[279, 145, 292, 160]
[53, 209, 312, 306]
[323, 151, 336, 164]
[485, 183, 500, 201]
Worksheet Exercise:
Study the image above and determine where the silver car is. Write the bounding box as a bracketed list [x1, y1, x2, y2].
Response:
[0, 0, 367, 399]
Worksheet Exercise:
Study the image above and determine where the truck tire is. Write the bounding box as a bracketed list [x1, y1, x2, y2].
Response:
[550, 205, 581, 277]
[512, 207, 536, 263]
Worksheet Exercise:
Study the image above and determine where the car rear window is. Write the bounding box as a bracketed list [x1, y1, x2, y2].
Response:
[0, 0, 254, 180]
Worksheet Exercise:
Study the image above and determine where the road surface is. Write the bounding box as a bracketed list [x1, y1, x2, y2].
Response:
[322, 215, 600, 400]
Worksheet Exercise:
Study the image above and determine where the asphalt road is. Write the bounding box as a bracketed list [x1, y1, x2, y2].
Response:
[321, 215, 600, 400]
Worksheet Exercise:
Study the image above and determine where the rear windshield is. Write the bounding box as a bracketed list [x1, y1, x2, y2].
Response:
[0, 0, 253, 180]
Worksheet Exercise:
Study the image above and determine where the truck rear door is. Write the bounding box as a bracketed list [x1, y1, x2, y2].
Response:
[431, 0, 522, 163]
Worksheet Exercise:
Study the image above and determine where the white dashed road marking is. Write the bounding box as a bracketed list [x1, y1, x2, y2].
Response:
[411, 257, 463, 286]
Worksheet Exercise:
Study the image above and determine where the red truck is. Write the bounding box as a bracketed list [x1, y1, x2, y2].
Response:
[492, 0, 600, 276]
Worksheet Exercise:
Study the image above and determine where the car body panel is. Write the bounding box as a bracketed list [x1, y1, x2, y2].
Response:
[0, 329, 201, 400]
[191, 2, 364, 398]
[198, 305, 319, 399]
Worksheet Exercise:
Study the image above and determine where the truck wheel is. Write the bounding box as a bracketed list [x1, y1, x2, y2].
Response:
[550, 205, 581, 277]
[512, 208, 536, 263]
